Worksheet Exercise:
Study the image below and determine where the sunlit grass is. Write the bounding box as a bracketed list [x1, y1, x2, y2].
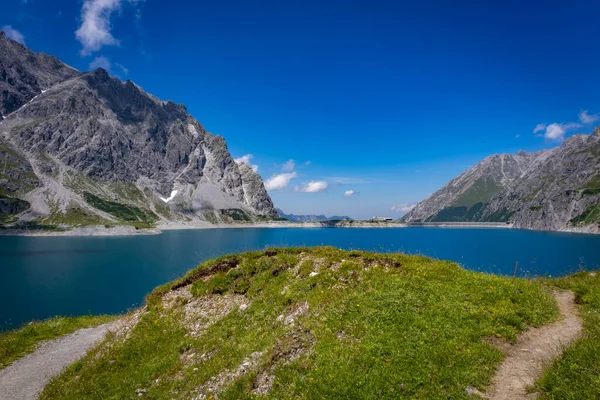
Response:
[40, 247, 558, 399]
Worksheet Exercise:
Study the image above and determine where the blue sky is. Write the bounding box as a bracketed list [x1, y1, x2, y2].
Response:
[3, 0, 600, 219]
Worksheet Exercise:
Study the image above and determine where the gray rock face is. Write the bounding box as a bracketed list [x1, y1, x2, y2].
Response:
[238, 163, 277, 217]
[0, 31, 79, 117]
[0, 31, 277, 226]
[403, 129, 600, 233]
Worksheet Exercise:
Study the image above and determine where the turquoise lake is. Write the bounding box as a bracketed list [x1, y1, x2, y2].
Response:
[1, 227, 599, 330]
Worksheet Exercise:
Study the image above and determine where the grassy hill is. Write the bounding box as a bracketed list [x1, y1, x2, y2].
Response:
[37, 247, 565, 399]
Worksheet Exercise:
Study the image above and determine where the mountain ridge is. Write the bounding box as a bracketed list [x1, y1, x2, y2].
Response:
[402, 129, 600, 233]
[0, 31, 277, 230]
[276, 208, 352, 223]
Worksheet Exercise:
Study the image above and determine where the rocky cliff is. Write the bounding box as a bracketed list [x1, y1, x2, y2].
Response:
[402, 129, 600, 233]
[0, 30, 277, 229]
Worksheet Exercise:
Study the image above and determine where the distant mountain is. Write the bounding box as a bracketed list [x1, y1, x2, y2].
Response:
[276, 209, 352, 223]
[0, 30, 277, 229]
[402, 129, 600, 233]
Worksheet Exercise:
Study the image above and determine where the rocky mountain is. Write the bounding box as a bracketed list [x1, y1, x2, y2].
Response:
[402, 129, 600, 233]
[276, 208, 352, 222]
[0, 32, 79, 118]
[0, 30, 277, 229]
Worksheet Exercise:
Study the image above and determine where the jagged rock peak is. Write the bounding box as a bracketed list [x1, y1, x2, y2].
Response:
[0, 32, 278, 227]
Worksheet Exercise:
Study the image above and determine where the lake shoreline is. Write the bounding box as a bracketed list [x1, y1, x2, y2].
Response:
[0, 220, 596, 237]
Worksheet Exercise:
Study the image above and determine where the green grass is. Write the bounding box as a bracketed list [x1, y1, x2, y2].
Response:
[41, 207, 111, 227]
[83, 192, 158, 227]
[0, 315, 117, 369]
[220, 208, 252, 222]
[109, 182, 148, 204]
[529, 205, 544, 211]
[153, 200, 172, 219]
[453, 177, 502, 208]
[41, 247, 558, 400]
[428, 202, 488, 222]
[570, 203, 600, 226]
[578, 173, 600, 197]
[537, 272, 600, 399]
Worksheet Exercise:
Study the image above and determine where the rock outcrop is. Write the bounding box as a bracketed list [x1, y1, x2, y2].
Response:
[403, 129, 600, 233]
[0, 30, 277, 228]
[0, 30, 79, 117]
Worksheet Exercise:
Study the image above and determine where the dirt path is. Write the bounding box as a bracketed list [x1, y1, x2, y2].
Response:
[0, 322, 118, 400]
[485, 290, 583, 400]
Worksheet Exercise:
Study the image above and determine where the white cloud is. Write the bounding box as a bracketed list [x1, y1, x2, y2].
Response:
[515, 134, 520, 139]
[76, 0, 122, 55]
[533, 110, 599, 142]
[305, 160, 311, 165]
[579, 110, 599, 124]
[2, 25, 25, 44]
[533, 120, 582, 142]
[115, 62, 129, 75]
[264, 172, 297, 191]
[234, 154, 259, 172]
[544, 122, 581, 141]
[391, 203, 416, 213]
[344, 190, 356, 197]
[533, 123, 546, 134]
[300, 181, 328, 193]
[282, 159, 295, 172]
[89, 55, 111, 71]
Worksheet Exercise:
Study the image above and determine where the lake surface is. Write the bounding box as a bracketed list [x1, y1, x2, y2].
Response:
[1, 227, 599, 330]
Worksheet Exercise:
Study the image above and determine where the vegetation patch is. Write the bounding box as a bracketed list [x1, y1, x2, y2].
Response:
[219, 208, 252, 222]
[453, 177, 502, 208]
[428, 202, 488, 222]
[577, 173, 600, 196]
[529, 205, 544, 211]
[41, 247, 559, 400]
[0, 194, 30, 223]
[42, 207, 111, 227]
[569, 204, 600, 226]
[0, 315, 117, 369]
[482, 207, 515, 223]
[153, 200, 172, 219]
[83, 192, 158, 227]
[202, 210, 219, 224]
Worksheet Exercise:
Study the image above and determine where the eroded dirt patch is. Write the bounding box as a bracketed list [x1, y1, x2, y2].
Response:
[252, 328, 315, 395]
[193, 351, 264, 399]
[276, 301, 309, 327]
[164, 286, 246, 337]
[171, 257, 240, 290]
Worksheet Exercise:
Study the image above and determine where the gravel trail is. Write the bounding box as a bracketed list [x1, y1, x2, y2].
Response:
[0, 322, 116, 400]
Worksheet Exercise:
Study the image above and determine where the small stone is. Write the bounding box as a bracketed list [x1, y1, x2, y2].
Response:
[590, 272, 596, 277]
[466, 386, 489, 398]
[309, 271, 318, 277]
[239, 304, 248, 311]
